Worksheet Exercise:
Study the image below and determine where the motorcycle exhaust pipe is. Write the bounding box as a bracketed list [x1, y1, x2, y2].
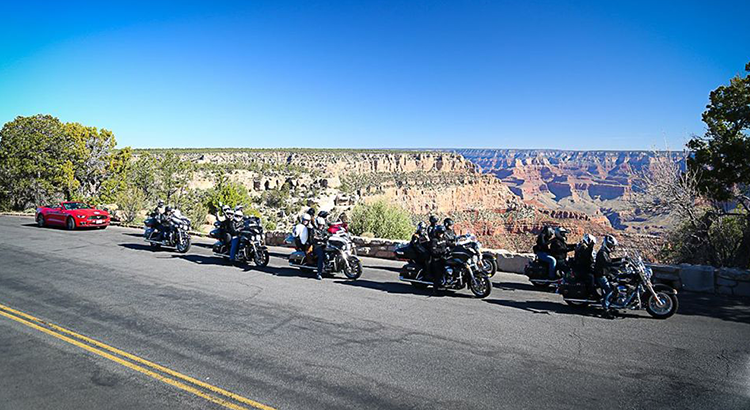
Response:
[399, 276, 433, 285]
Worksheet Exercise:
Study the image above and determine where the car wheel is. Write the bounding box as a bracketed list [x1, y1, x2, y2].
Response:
[36, 215, 45, 228]
[66, 217, 75, 231]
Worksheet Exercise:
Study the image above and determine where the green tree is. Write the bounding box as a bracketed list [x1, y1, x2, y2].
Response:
[204, 176, 253, 213]
[156, 152, 193, 202]
[688, 62, 750, 267]
[97, 148, 133, 204]
[0, 115, 76, 209]
[349, 199, 414, 240]
[65, 122, 118, 200]
[115, 185, 146, 224]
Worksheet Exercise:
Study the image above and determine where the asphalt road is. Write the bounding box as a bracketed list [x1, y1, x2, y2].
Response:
[1, 215, 749, 410]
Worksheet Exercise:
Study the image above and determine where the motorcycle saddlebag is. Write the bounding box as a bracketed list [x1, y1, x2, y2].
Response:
[562, 282, 589, 299]
[524, 260, 547, 278]
[144, 218, 156, 228]
[394, 243, 417, 260]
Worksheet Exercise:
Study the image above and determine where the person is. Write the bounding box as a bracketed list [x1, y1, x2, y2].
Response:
[426, 215, 439, 239]
[594, 235, 622, 295]
[151, 200, 166, 240]
[310, 216, 328, 280]
[428, 225, 450, 291]
[533, 226, 557, 281]
[443, 218, 457, 245]
[306, 208, 317, 229]
[573, 234, 597, 294]
[549, 227, 576, 268]
[228, 210, 244, 263]
[292, 214, 311, 251]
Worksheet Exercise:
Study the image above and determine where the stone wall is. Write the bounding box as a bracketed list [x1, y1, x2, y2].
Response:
[648, 264, 750, 297]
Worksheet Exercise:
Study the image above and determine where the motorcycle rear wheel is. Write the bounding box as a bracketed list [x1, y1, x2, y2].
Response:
[469, 272, 492, 298]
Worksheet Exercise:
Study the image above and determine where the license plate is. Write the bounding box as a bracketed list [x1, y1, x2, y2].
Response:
[95, 220, 103, 224]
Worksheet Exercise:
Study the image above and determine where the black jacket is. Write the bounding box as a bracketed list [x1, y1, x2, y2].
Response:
[534, 233, 552, 253]
[594, 249, 621, 278]
[549, 237, 575, 262]
[573, 244, 595, 274]
[429, 236, 449, 259]
[228, 218, 244, 237]
[444, 228, 457, 245]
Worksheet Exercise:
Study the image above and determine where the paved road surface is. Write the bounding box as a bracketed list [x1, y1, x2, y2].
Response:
[1, 215, 749, 409]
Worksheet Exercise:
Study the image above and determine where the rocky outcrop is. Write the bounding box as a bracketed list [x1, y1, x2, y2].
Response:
[453, 149, 687, 234]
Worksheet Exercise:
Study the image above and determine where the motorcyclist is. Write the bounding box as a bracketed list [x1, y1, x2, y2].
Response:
[426, 215, 439, 239]
[306, 208, 317, 229]
[443, 218, 457, 245]
[594, 235, 622, 295]
[292, 214, 312, 251]
[573, 234, 597, 294]
[311, 215, 328, 280]
[533, 226, 557, 280]
[158, 206, 174, 242]
[550, 227, 575, 267]
[228, 210, 245, 263]
[151, 200, 166, 240]
[428, 225, 450, 291]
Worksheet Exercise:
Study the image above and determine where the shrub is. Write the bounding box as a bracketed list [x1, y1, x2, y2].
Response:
[204, 178, 252, 213]
[116, 185, 146, 224]
[349, 199, 414, 240]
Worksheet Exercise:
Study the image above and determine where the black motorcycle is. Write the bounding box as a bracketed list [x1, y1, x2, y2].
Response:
[144, 213, 192, 253]
[394, 235, 492, 298]
[286, 232, 363, 279]
[557, 253, 678, 319]
[452, 234, 498, 277]
[211, 217, 269, 266]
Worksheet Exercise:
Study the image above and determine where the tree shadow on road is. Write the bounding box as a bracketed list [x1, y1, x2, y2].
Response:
[673, 292, 750, 324]
[335, 279, 474, 298]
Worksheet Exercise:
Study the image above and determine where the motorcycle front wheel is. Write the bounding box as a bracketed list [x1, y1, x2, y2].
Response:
[646, 291, 678, 319]
[469, 272, 492, 298]
[481, 255, 497, 277]
[254, 249, 270, 267]
[343, 256, 363, 280]
[176, 232, 191, 253]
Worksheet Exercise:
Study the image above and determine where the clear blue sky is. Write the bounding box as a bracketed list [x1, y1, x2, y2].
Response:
[1, 1, 748, 150]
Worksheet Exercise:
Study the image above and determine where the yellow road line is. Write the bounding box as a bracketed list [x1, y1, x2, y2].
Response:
[0, 303, 276, 410]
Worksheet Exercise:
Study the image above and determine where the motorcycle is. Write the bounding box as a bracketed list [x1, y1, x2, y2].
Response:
[285, 232, 363, 279]
[211, 216, 269, 266]
[557, 252, 678, 319]
[144, 212, 192, 253]
[394, 232, 492, 298]
[452, 234, 497, 277]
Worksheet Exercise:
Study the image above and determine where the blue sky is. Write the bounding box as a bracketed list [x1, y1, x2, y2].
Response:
[1, 1, 748, 150]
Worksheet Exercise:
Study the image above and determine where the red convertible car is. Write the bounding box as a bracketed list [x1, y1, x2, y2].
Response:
[36, 201, 110, 230]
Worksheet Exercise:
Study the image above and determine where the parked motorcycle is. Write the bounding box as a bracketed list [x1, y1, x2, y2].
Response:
[285, 232, 363, 279]
[143, 212, 192, 253]
[211, 216, 269, 266]
[452, 234, 497, 277]
[394, 233, 492, 298]
[558, 252, 678, 319]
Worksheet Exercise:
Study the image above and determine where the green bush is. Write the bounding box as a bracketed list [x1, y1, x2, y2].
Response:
[204, 178, 252, 213]
[115, 185, 146, 224]
[349, 199, 414, 240]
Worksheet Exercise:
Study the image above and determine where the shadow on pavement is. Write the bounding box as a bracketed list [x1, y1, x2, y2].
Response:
[121, 232, 144, 238]
[484, 299, 645, 320]
[492, 281, 550, 293]
[673, 292, 750, 324]
[119, 243, 168, 252]
[335, 279, 474, 298]
[171, 254, 230, 267]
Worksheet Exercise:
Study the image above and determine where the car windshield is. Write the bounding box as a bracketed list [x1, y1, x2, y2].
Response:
[63, 202, 92, 210]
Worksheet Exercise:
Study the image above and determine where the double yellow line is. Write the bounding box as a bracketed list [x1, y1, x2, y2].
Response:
[0, 302, 276, 410]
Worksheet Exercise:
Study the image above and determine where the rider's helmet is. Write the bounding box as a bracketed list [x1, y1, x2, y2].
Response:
[306, 208, 316, 217]
[542, 226, 554, 239]
[433, 225, 446, 238]
[301, 213, 312, 224]
[165, 206, 173, 214]
[602, 235, 618, 252]
[221, 205, 230, 214]
[315, 216, 327, 228]
[581, 233, 597, 248]
[443, 218, 454, 229]
[554, 227, 568, 240]
[429, 215, 438, 225]
[234, 210, 244, 221]
[318, 210, 329, 219]
[157, 199, 165, 207]
[234, 205, 244, 213]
